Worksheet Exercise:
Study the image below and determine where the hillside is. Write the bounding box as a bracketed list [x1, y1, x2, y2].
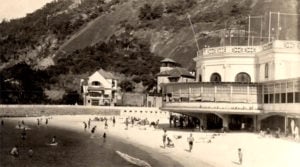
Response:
[0, 0, 299, 104]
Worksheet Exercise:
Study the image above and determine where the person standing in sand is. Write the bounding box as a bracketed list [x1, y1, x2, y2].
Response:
[113, 116, 116, 127]
[125, 118, 129, 130]
[187, 133, 194, 152]
[238, 148, 243, 165]
[103, 132, 106, 142]
[88, 118, 91, 129]
[91, 126, 97, 133]
[162, 129, 167, 148]
[104, 120, 108, 129]
[83, 122, 87, 131]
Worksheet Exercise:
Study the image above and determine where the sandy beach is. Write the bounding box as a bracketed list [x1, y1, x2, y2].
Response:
[3, 115, 300, 167]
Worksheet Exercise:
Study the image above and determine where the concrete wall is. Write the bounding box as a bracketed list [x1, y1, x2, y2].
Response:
[0, 105, 168, 118]
[119, 93, 146, 107]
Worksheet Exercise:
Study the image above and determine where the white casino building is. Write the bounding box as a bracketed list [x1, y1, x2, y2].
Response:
[161, 40, 300, 132]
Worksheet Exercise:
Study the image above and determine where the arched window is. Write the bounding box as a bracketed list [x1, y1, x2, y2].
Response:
[265, 63, 269, 79]
[235, 72, 251, 83]
[210, 73, 221, 82]
[91, 81, 101, 86]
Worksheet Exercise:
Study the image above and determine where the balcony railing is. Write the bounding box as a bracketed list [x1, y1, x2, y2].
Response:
[162, 82, 262, 104]
[199, 46, 262, 57]
[262, 40, 300, 52]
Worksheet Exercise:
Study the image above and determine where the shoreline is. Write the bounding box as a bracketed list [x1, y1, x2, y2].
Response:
[3, 114, 300, 167]
[3, 115, 184, 167]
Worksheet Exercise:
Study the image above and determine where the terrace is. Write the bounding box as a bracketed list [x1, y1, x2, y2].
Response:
[161, 82, 263, 114]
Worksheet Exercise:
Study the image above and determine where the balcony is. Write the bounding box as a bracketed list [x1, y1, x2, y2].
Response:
[162, 102, 262, 114]
[161, 82, 263, 114]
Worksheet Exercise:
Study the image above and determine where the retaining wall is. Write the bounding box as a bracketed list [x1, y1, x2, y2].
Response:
[0, 105, 169, 118]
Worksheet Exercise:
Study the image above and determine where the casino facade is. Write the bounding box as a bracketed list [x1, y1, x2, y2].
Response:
[160, 40, 300, 132]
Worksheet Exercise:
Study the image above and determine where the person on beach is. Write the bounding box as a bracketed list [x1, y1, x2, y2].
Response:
[28, 148, 34, 158]
[187, 133, 194, 152]
[167, 137, 174, 147]
[156, 119, 160, 129]
[113, 117, 116, 127]
[103, 132, 106, 142]
[125, 118, 129, 130]
[162, 129, 167, 148]
[238, 148, 243, 165]
[104, 120, 108, 129]
[45, 118, 48, 125]
[1, 120, 4, 126]
[295, 126, 299, 140]
[88, 118, 91, 129]
[83, 122, 87, 131]
[10, 145, 19, 157]
[21, 120, 25, 125]
[91, 126, 97, 134]
[37, 119, 40, 126]
[131, 117, 134, 127]
[18, 121, 21, 129]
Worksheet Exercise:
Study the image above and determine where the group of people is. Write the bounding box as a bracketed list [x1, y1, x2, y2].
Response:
[85, 118, 108, 141]
[169, 114, 201, 130]
[9, 118, 57, 158]
[162, 129, 194, 151]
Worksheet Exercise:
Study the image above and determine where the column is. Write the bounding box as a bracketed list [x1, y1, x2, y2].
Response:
[221, 114, 229, 129]
[284, 116, 288, 134]
[253, 115, 257, 132]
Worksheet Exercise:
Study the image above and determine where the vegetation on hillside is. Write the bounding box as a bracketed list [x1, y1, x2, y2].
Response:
[1, 0, 299, 104]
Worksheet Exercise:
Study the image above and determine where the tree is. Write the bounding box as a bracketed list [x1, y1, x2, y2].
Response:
[61, 90, 82, 105]
[139, 4, 152, 20]
[151, 4, 164, 19]
[119, 80, 135, 92]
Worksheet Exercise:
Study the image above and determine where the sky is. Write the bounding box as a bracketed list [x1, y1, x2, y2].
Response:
[0, 0, 54, 21]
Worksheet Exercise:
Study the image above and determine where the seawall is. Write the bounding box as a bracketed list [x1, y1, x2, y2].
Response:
[0, 105, 169, 118]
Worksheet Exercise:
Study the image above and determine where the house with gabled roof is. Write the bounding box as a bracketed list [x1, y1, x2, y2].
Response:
[156, 58, 195, 93]
[81, 69, 118, 106]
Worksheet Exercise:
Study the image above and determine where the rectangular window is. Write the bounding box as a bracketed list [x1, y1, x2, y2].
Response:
[275, 93, 280, 103]
[287, 93, 293, 103]
[265, 63, 269, 79]
[269, 94, 274, 103]
[295, 92, 300, 103]
[264, 94, 269, 104]
[281, 93, 286, 103]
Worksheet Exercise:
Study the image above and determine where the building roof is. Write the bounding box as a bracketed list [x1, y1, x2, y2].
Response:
[156, 67, 195, 78]
[97, 69, 115, 79]
[160, 58, 177, 63]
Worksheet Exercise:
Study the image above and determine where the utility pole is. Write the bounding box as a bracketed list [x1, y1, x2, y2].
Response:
[268, 11, 272, 43]
[187, 13, 201, 53]
[248, 15, 251, 46]
[277, 11, 281, 40]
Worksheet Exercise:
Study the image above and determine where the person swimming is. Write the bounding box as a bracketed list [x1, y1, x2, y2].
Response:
[48, 136, 58, 146]
[10, 145, 19, 157]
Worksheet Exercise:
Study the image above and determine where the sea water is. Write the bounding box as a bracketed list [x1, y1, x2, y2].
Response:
[0, 119, 181, 167]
